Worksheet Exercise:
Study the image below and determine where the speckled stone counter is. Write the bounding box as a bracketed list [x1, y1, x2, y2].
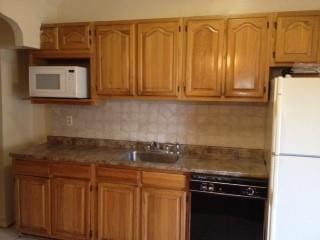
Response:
[10, 136, 268, 179]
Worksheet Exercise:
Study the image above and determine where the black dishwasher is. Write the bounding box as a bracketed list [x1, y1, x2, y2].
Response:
[190, 173, 268, 240]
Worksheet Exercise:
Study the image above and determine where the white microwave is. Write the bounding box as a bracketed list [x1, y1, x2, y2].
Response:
[29, 66, 88, 98]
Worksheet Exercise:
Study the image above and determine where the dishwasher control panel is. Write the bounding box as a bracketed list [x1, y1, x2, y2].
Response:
[190, 173, 268, 199]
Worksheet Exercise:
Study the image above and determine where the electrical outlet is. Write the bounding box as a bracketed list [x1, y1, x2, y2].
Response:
[66, 115, 73, 126]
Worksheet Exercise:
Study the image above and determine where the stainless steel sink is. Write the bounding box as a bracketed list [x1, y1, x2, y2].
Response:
[126, 150, 179, 164]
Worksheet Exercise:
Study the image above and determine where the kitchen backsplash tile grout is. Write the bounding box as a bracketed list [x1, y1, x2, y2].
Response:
[49, 101, 267, 149]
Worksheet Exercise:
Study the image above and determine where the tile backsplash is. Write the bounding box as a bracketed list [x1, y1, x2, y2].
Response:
[50, 101, 266, 149]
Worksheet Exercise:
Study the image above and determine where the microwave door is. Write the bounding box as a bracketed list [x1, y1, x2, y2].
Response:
[30, 68, 69, 97]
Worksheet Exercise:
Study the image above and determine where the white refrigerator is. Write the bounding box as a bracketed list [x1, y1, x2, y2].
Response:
[268, 76, 320, 240]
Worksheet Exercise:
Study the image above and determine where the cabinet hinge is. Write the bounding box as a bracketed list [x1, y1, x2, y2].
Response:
[274, 22, 278, 29]
[184, 86, 186, 92]
[179, 26, 181, 32]
[267, 22, 269, 28]
[272, 51, 276, 59]
[177, 86, 180, 92]
[185, 25, 188, 32]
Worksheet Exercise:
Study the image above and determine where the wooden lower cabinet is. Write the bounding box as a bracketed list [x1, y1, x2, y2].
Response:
[51, 177, 91, 240]
[14, 161, 188, 240]
[141, 188, 187, 240]
[15, 175, 51, 237]
[97, 182, 139, 240]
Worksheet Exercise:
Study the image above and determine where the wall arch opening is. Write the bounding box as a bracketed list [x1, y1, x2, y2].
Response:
[0, 13, 23, 48]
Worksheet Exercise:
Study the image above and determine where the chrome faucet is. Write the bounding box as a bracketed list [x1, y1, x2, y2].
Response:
[144, 141, 161, 151]
[144, 141, 180, 155]
[163, 143, 181, 155]
[151, 141, 161, 149]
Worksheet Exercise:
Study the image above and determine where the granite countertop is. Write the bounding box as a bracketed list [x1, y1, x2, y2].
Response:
[10, 136, 268, 179]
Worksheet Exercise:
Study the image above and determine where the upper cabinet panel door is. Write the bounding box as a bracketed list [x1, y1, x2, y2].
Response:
[40, 26, 59, 50]
[51, 177, 91, 240]
[225, 17, 268, 98]
[59, 24, 91, 50]
[185, 19, 225, 98]
[96, 24, 135, 96]
[15, 176, 50, 237]
[137, 21, 181, 97]
[275, 15, 319, 62]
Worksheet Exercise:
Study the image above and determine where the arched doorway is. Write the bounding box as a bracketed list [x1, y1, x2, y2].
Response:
[0, 13, 27, 227]
[0, 13, 23, 48]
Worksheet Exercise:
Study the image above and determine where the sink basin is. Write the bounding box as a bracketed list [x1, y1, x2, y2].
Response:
[126, 150, 179, 164]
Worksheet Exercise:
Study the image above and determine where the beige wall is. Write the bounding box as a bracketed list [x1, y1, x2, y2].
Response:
[0, 0, 60, 48]
[0, 49, 49, 227]
[50, 0, 320, 22]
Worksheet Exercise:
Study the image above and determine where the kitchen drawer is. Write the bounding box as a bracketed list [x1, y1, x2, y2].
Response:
[96, 166, 140, 185]
[142, 171, 188, 190]
[13, 160, 49, 177]
[50, 163, 92, 179]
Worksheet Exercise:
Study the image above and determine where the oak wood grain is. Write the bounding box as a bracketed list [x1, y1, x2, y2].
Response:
[95, 24, 135, 96]
[97, 182, 140, 240]
[141, 187, 187, 240]
[142, 171, 187, 190]
[137, 20, 182, 97]
[275, 13, 320, 62]
[51, 177, 91, 240]
[15, 175, 51, 237]
[184, 19, 225, 98]
[225, 16, 269, 98]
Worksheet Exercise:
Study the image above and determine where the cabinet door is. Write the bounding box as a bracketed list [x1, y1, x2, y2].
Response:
[275, 14, 320, 62]
[59, 24, 92, 50]
[96, 24, 135, 96]
[142, 188, 186, 240]
[15, 176, 50, 236]
[97, 182, 139, 240]
[40, 26, 59, 50]
[137, 21, 181, 97]
[185, 19, 225, 98]
[225, 17, 268, 98]
[51, 177, 91, 240]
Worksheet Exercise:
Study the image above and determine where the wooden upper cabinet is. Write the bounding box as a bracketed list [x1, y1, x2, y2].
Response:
[97, 182, 139, 240]
[275, 13, 320, 62]
[51, 177, 91, 240]
[15, 176, 50, 237]
[59, 24, 92, 50]
[225, 17, 269, 99]
[40, 26, 59, 50]
[184, 19, 225, 98]
[141, 188, 186, 240]
[96, 24, 135, 96]
[137, 20, 181, 97]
